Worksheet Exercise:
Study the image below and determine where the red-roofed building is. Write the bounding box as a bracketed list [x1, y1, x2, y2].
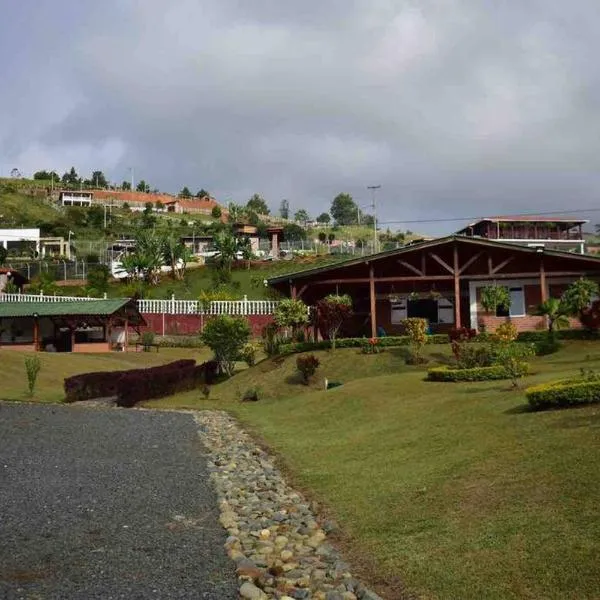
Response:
[456, 215, 587, 254]
[91, 190, 178, 211]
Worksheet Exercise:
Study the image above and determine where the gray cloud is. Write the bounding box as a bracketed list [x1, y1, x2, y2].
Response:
[2, 0, 600, 233]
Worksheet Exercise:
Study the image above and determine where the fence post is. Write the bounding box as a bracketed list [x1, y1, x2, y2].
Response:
[171, 294, 175, 314]
[243, 295, 248, 316]
[104, 292, 107, 299]
[39, 290, 44, 299]
[63, 260, 67, 281]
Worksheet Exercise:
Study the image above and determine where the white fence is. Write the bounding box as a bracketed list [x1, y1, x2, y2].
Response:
[0, 292, 279, 316]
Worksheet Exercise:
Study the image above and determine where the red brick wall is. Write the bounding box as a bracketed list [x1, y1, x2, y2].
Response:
[139, 313, 274, 337]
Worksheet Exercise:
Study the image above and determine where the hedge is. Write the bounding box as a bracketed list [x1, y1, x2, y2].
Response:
[427, 363, 529, 382]
[516, 329, 599, 343]
[279, 334, 450, 354]
[64, 359, 218, 405]
[525, 379, 600, 410]
[129, 334, 204, 348]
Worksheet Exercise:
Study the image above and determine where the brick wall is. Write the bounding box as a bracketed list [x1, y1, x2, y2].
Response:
[139, 313, 274, 337]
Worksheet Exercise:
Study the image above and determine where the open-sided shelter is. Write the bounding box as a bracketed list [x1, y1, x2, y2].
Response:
[268, 236, 600, 337]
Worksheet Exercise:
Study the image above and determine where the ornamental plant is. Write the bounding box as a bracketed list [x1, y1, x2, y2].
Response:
[402, 317, 428, 364]
[493, 342, 534, 388]
[480, 285, 511, 313]
[361, 337, 381, 354]
[494, 321, 518, 343]
[24, 355, 42, 397]
[200, 315, 251, 376]
[296, 354, 320, 384]
[316, 294, 353, 350]
[562, 277, 599, 315]
[274, 298, 309, 339]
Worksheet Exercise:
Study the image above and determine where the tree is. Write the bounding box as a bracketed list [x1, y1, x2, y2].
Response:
[86, 265, 110, 297]
[0, 245, 7, 266]
[62, 167, 80, 186]
[162, 235, 190, 280]
[33, 170, 53, 180]
[279, 199, 290, 220]
[211, 205, 222, 219]
[246, 193, 270, 215]
[402, 317, 428, 364]
[562, 278, 599, 315]
[318, 232, 327, 244]
[200, 315, 251, 376]
[330, 193, 358, 226]
[274, 299, 309, 339]
[180, 186, 192, 198]
[227, 202, 245, 224]
[534, 298, 570, 333]
[196, 188, 210, 198]
[118, 230, 164, 284]
[122, 180, 132, 190]
[283, 223, 307, 242]
[136, 180, 150, 193]
[213, 231, 239, 273]
[294, 209, 309, 224]
[90, 170, 107, 188]
[316, 212, 331, 224]
[316, 294, 353, 349]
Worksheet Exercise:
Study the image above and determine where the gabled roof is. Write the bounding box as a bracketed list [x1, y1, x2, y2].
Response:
[0, 298, 137, 319]
[457, 215, 588, 233]
[267, 235, 600, 285]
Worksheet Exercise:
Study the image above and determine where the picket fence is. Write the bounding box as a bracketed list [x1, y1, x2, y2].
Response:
[0, 292, 279, 316]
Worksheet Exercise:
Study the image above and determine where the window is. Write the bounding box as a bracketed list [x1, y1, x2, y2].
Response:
[408, 299, 438, 323]
[496, 286, 526, 317]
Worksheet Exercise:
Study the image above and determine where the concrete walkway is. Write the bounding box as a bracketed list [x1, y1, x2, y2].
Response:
[0, 402, 237, 599]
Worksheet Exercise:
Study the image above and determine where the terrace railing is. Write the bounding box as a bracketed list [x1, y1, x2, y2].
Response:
[0, 292, 279, 315]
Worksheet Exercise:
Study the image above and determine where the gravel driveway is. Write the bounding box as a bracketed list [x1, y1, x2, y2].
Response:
[0, 402, 237, 599]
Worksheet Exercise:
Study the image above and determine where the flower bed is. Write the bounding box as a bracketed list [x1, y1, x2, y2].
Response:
[427, 363, 529, 382]
[525, 379, 600, 410]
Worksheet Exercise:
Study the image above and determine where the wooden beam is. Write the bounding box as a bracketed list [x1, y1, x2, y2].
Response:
[429, 252, 454, 274]
[491, 256, 515, 274]
[290, 284, 297, 299]
[369, 265, 377, 338]
[33, 317, 40, 351]
[487, 254, 493, 274]
[453, 243, 461, 327]
[313, 275, 455, 285]
[421, 252, 426, 275]
[468, 271, 595, 281]
[459, 251, 483, 275]
[398, 259, 423, 276]
[297, 284, 309, 298]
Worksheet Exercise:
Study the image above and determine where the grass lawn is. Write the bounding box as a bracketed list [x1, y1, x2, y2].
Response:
[146, 342, 600, 600]
[0, 347, 212, 403]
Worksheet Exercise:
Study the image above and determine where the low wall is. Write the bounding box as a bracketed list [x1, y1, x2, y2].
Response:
[73, 342, 111, 353]
[139, 313, 274, 337]
[0, 343, 36, 351]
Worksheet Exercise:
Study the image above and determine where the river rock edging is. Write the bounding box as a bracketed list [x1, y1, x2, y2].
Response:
[195, 411, 384, 600]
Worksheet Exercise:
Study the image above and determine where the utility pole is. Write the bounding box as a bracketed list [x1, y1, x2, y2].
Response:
[130, 167, 134, 191]
[367, 185, 381, 253]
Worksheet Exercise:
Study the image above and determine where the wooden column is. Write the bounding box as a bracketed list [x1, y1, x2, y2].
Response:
[107, 317, 113, 350]
[453, 244, 461, 328]
[70, 328, 76, 353]
[540, 258, 547, 301]
[290, 283, 297, 299]
[33, 318, 40, 351]
[124, 319, 129, 352]
[369, 264, 377, 338]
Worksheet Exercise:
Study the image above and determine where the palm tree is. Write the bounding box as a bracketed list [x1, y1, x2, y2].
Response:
[213, 231, 239, 273]
[535, 298, 570, 333]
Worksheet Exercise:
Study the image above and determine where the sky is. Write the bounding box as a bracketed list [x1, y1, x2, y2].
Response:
[1, 0, 600, 234]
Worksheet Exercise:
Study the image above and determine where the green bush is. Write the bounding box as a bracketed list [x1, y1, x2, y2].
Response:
[427, 363, 529, 382]
[24, 355, 42, 397]
[200, 315, 251, 376]
[296, 354, 320, 384]
[129, 334, 203, 348]
[516, 329, 598, 343]
[455, 344, 495, 368]
[526, 379, 600, 410]
[239, 343, 258, 367]
[141, 331, 156, 350]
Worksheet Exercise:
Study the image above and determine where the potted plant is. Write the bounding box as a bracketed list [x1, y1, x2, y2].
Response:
[480, 285, 511, 314]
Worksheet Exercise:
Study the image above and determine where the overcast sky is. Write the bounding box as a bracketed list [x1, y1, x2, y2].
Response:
[1, 0, 600, 234]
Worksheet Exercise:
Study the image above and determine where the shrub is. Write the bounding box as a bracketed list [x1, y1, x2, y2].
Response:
[402, 318, 428, 364]
[296, 354, 320, 384]
[239, 343, 258, 367]
[200, 315, 251, 376]
[316, 294, 352, 350]
[579, 299, 600, 331]
[261, 322, 284, 356]
[493, 341, 535, 388]
[427, 363, 529, 382]
[534, 334, 561, 356]
[562, 278, 599, 315]
[494, 321, 518, 343]
[526, 379, 600, 410]
[141, 331, 155, 350]
[480, 285, 511, 313]
[361, 338, 381, 354]
[24, 355, 42, 397]
[241, 386, 260, 402]
[448, 327, 477, 342]
[274, 298, 309, 337]
[455, 344, 495, 368]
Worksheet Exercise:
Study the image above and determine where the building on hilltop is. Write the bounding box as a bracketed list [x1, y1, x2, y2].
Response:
[455, 215, 587, 254]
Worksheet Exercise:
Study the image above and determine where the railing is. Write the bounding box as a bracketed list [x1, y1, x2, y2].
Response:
[0, 292, 279, 315]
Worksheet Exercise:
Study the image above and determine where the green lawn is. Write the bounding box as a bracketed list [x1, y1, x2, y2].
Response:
[0, 347, 211, 403]
[147, 343, 600, 600]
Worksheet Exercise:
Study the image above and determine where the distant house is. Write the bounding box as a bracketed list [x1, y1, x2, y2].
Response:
[456, 215, 587, 254]
[59, 191, 93, 207]
[172, 197, 226, 219]
[268, 236, 600, 336]
[91, 190, 178, 212]
[0, 228, 40, 256]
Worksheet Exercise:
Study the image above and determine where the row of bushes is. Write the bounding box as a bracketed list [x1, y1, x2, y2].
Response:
[526, 379, 600, 409]
[516, 329, 600, 343]
[427, 363, 529, 382]
[64, 359, 218, 406]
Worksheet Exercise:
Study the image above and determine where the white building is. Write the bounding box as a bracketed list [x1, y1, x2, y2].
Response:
[59, 191, 93, 207]
[0, 228, 40, 254]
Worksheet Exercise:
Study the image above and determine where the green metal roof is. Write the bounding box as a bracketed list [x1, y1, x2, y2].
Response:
[0, 299, 132, 319]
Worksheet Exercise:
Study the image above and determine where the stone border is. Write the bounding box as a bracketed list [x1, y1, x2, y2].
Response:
[195, 411, 384, 600]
